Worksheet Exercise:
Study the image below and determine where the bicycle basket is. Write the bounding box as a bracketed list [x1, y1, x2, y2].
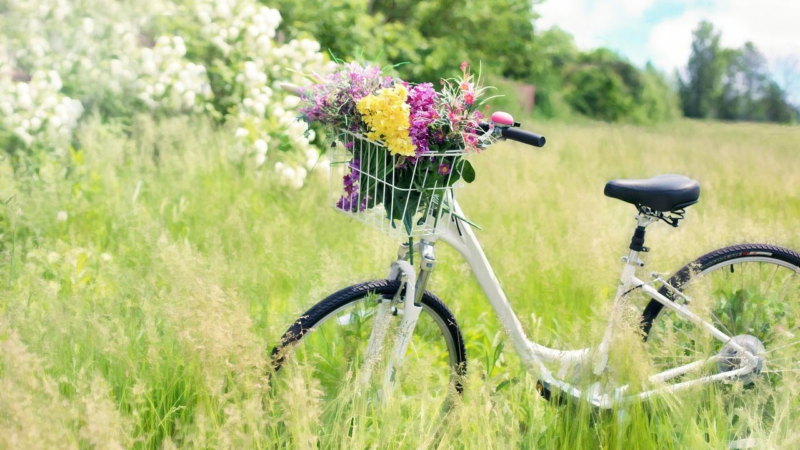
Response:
[330, 129, 467, 237]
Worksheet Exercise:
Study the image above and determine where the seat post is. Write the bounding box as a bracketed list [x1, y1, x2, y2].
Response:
[625, 213, 658, 267]
[629, 225, 647, 253]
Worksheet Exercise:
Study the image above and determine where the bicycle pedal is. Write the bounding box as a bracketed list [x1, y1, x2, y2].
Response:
[535, 380, 550, 400]
[536, 380, 566, 405]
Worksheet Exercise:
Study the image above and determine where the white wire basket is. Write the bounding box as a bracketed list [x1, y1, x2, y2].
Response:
[329, 129, 468, 237]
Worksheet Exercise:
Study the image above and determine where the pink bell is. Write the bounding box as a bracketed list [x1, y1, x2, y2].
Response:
[491, 111, 514, 126]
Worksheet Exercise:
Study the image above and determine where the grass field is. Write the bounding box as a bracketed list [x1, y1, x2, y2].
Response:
[2, 116, 800, 449]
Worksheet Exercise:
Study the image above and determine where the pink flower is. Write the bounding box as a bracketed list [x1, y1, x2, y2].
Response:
[463, 132, 479, 150]
[460, 61, 469, 72]
[464, 91, 475, 106]
[460, 81, 471, 91]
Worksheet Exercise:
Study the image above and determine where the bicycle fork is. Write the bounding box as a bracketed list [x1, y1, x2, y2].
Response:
[358, 240, 437, 397]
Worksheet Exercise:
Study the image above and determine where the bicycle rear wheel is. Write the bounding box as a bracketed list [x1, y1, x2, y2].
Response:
[271, 280, 466, 404]
[640, 244, 800, 441]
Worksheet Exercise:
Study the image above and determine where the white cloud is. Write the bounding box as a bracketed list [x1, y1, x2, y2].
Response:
[536, 0, 658, 49]
[537, 0, 800, 88]
[647, 11, 702, 72]
[647, 0, 800, 75]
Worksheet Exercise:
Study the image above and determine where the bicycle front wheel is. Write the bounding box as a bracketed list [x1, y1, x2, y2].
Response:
[271, 280, 466, 404]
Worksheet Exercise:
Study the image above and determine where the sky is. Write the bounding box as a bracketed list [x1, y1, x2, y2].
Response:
[535, 0, 800, 101]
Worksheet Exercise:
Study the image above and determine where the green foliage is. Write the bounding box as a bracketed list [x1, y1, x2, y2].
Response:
[566, 62, 633, 122]
[273, 1, 681, 123]
[762, 81, 798, 123]
[680, 21, 798, 123]
[679, 21, 726, 119]
[564, 50, 678, 123]
[273, 0, 538, 83]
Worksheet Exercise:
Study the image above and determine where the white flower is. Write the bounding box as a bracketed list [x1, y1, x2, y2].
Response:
[304, 148, 320, 169]
[57, 211, 68, 222]
[255, 152, 266, 167]
[316, 156, 331, 174]
[82, 18, 95, 35]
[235, 128, 249, 138]
[279, 166, 296, 186]
[254, 139, 268, 155]
[283, 95, 300, 108]
[182, 91, 196, 108]
[17, 93, 32, 110]
[100, 253, 113, 262]
[47, 252, 61, 264]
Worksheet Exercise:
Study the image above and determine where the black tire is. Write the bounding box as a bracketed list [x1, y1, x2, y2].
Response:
[641, 243, 800, 337]
[271, 279, 467, 392]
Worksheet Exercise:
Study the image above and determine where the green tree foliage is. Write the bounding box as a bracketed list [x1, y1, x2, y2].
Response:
[680, 21, 798, 123]
[762, 82, 798, 123]
[564, 49, 678, 123]
[272, 0, 680, 123]
[272, 0, 538, 83]
[679, 21, 725, 119]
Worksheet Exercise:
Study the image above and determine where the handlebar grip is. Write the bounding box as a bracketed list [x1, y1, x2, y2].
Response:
[501, 127, 546, 147]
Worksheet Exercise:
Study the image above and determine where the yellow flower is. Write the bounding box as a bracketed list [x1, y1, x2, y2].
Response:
[356, 84, 415, 157]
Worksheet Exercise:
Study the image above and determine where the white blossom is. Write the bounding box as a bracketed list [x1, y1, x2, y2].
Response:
[254, 139, 268, 155]
[0, 0, 329, 187]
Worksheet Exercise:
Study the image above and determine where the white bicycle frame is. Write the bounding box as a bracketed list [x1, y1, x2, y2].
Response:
[371, 198, 761, 409]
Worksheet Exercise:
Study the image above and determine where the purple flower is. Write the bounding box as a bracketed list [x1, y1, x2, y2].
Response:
[406, 83, 439, 156]
[432, 128, 446, 144]
[438, 163, 451, 176]
[336, 191, 368, 212]
[336, 158, 367, 212]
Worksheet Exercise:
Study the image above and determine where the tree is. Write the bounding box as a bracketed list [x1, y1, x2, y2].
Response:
[679, 21, 725, 118]
[762, 82, 797, 123]
[272, 0, 539, 83]
[717, 43, 770, 121]
[563, 49, 678, 123]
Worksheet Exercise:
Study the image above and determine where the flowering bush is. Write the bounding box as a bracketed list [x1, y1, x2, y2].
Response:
[135, 36, 213, 114]
[0, 70, 83, 152]
[299, 62, 494, 233]
[0, 0, 332, 189]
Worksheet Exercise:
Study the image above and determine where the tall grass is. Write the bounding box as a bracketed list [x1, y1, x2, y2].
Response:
[1, 115, 799, 449]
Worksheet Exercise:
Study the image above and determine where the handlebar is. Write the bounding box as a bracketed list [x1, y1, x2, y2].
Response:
[477, 122, 547, 148]
[500, 127, 546, 148]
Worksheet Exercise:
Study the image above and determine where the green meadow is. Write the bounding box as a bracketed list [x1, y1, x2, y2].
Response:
[2, 117, 800, 449]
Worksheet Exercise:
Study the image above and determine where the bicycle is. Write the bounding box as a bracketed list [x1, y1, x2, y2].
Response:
[270, 109, 800, 436]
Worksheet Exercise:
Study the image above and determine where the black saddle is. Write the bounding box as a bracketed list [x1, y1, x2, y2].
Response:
[604, 174, 700, 212]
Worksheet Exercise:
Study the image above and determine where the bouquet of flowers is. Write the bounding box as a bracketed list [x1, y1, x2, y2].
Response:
[298, 61, 494, 235]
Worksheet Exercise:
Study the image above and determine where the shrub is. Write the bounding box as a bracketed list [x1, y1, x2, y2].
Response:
[0, 0, 332, 187]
